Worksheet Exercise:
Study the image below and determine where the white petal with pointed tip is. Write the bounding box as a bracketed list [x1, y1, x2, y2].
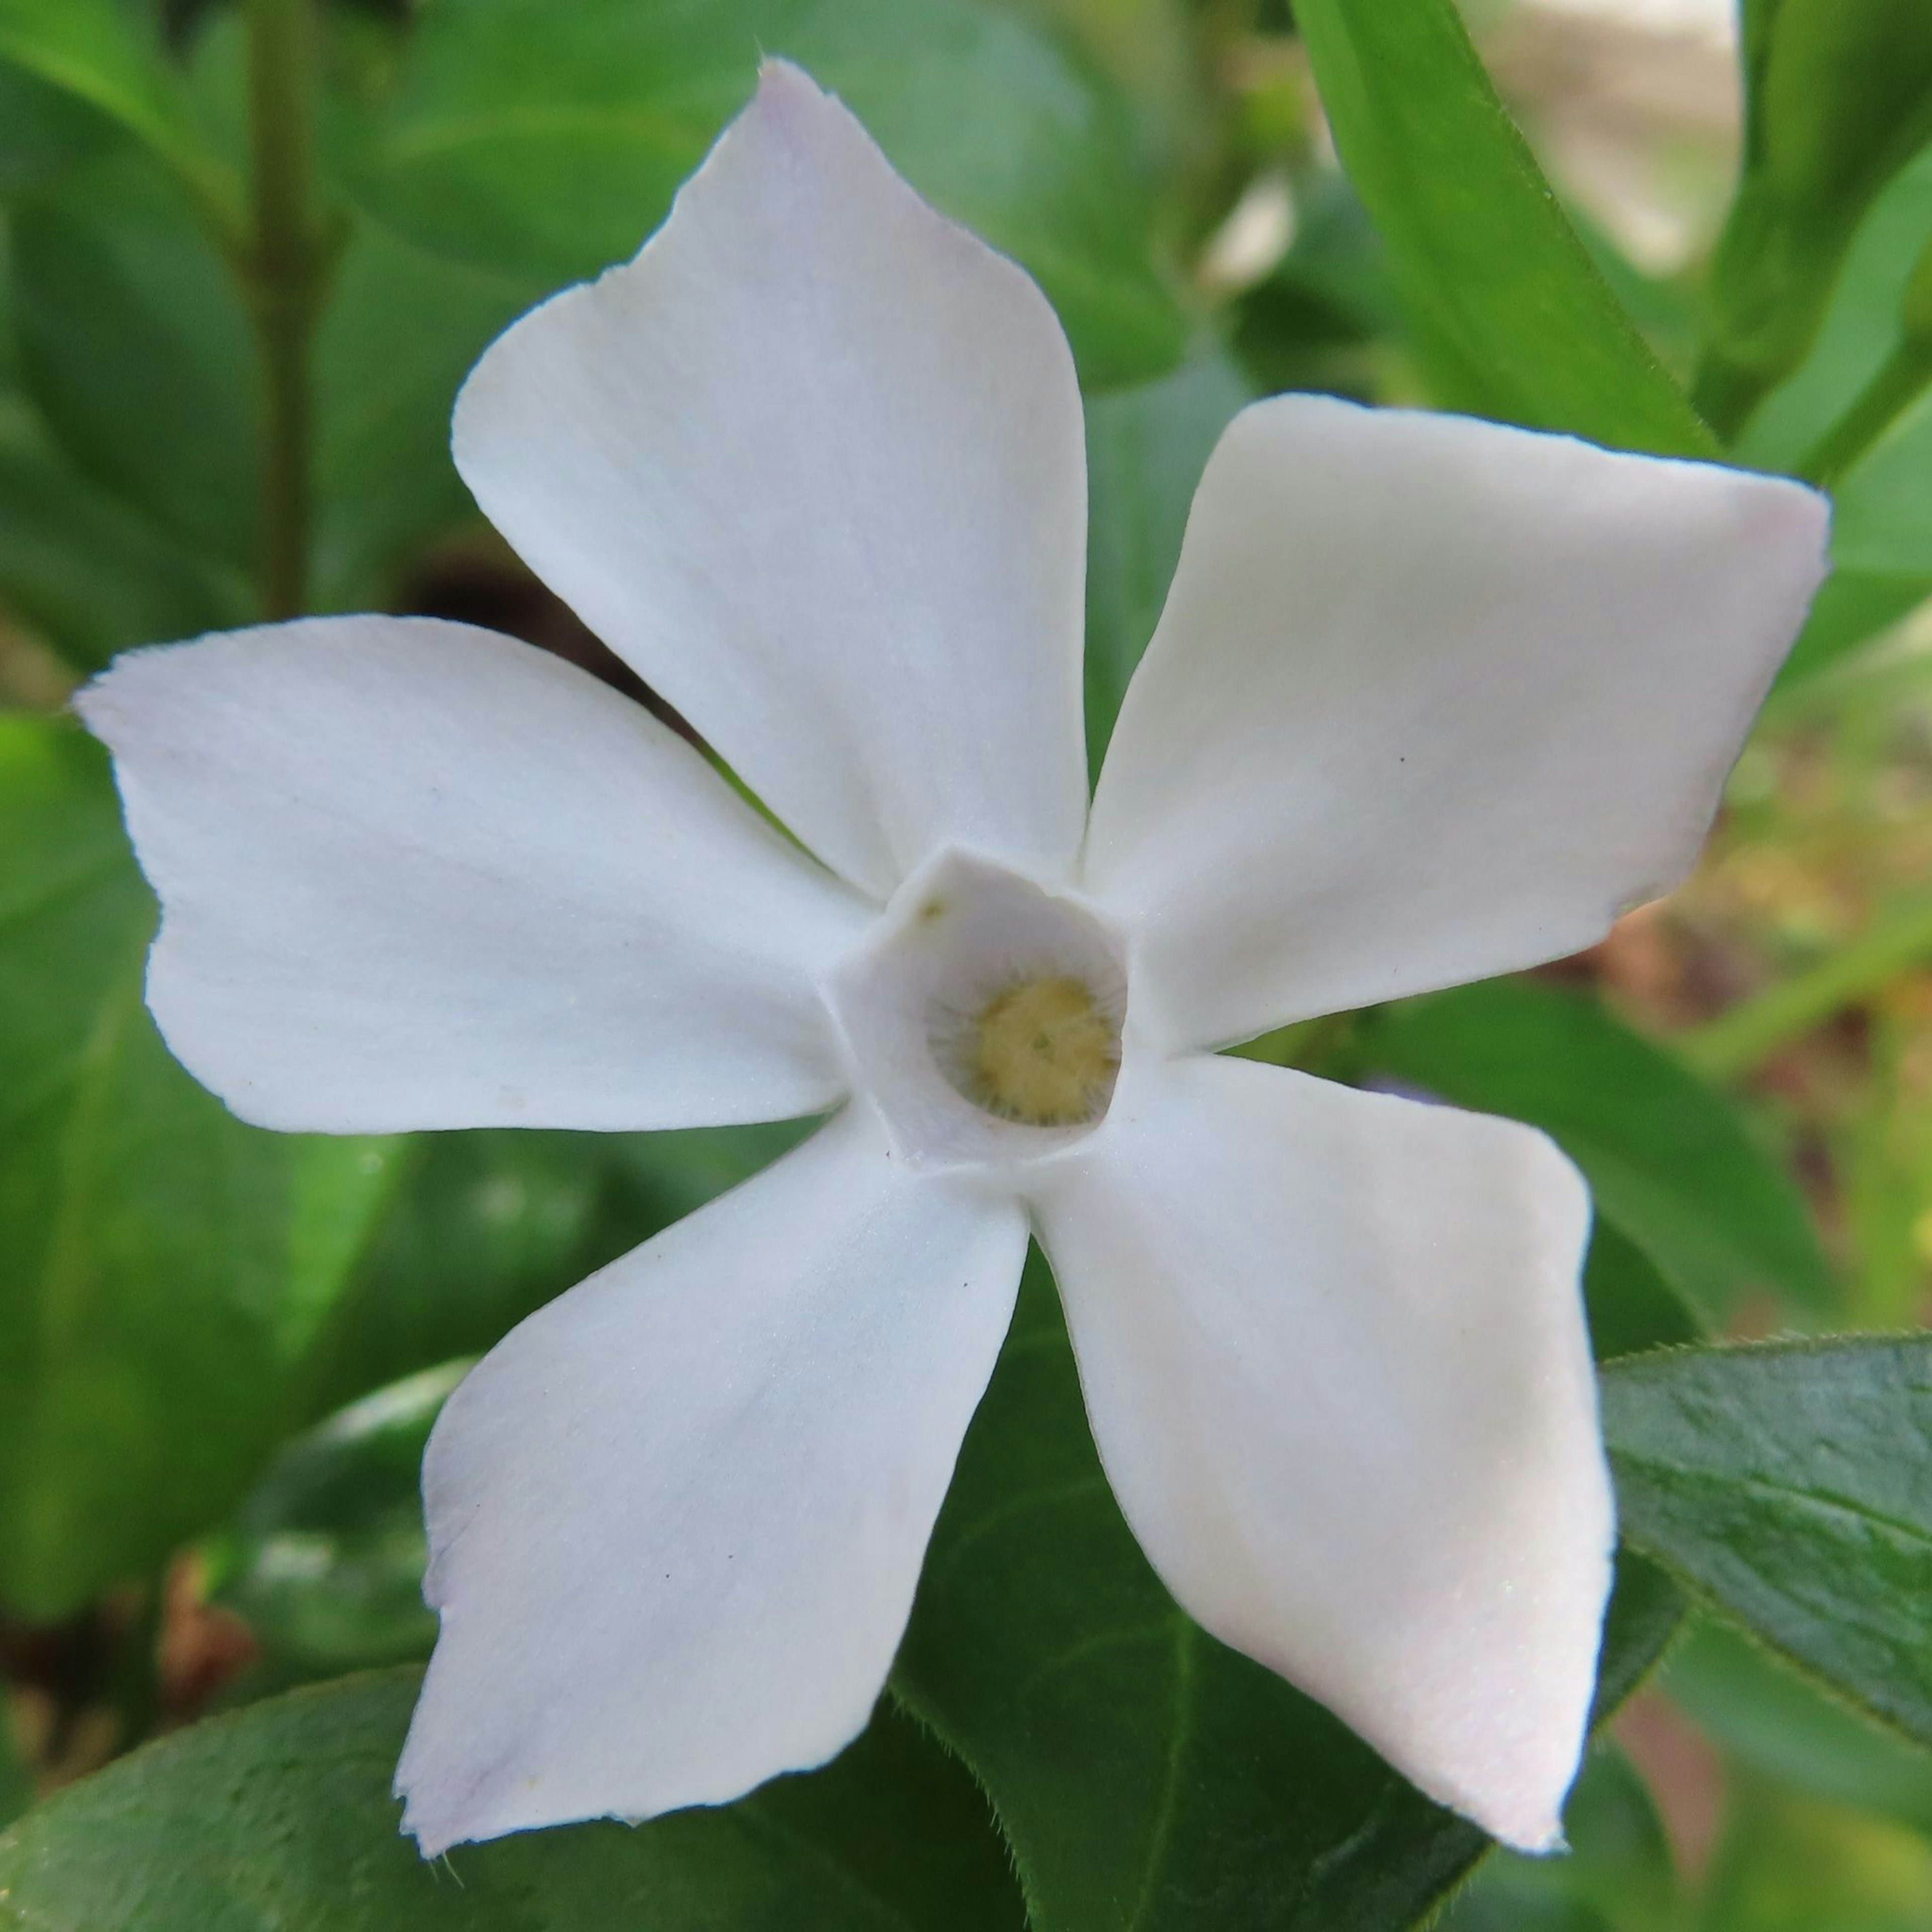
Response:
[1028, 1053, 1612, 1850]
[1085, 396, 1830, 1052]
[396, 1104, 1026, 1854]
[78, 617, 869, 1134]
[451, 61, 1091, 901]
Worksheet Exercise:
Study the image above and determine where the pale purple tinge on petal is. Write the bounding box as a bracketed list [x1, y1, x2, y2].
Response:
[1083, 394, 1831, 1055]
[452, 60, 1091, 903]
[77, 616, 870, 1135]
[394, 1102, 1027, 1855]
[1028, 1052, 1613, 1853]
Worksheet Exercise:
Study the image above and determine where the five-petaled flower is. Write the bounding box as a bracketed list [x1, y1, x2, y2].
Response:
[79, 61, 1827, 1859]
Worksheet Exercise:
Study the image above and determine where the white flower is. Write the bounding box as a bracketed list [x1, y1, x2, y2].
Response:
[78, 60, 1827, 1861]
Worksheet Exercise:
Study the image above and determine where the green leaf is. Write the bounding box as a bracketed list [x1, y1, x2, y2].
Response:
[207, 1362, 462, 1694]
[1082, 344, 1251, 772]
[1602, 1335, 1932, 1747]
[300, 1119, 809, 1419]
[1737, 145, 1932, 606]
[359, 0, 1185, 388]
[1773, 568, 1932, 693]
[310, 220, 546, 606]
[0, 2, 232, 218]
[1354, 978, 1833, 1321]
[0, 1669, 1025, 1929]
[8, 153, 260, 571]
[1437, 1746, 1676, 1932]
[7, 156, 551, 617]
[1697, 0, 1932, 439]
[0, 717, 396, 1619]
[1666, 1618, 1932, 1837]
[0, 58, 116, 190]
[893, 1251, 1681, 1931]
[0, 390, 243, 670]
[1582, 1221, 1701, 1365]
[1289, 0, 1713, 456]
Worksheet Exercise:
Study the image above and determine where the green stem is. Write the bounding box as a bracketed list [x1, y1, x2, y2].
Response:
[1680, 896, 1932, 1083]
[242, 0, 329, 620]
[1796, 340, 1932, 491]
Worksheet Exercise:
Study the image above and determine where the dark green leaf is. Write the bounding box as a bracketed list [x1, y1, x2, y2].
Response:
[0, 717, 395, 1619]
[893, 1251, 1679, 1931]
[1289, 0, 1712, 456]
[1666, 1618, 1932, 1837]
[207, 1362, 462, 1693]
[301, 1119, 808, 1419]
[0, 1669, 1025, 1929]
[9, 154, 260, 570]
[1697, 0, 1932, 438]
[359, 0, 1185, 387]
[1082, 345, 1252, 772]
[1355, 978, 1833, 1320]
[1602, 1335, 1932, 1746]
[0, 390, 243, 669]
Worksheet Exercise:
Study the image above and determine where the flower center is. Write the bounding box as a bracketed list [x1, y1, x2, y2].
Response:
[952, 974, 1120, 1126]
[824, 847, 1130, 1170]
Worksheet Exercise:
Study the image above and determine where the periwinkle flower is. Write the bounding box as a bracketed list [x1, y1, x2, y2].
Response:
[79, 62, 1827, 1858]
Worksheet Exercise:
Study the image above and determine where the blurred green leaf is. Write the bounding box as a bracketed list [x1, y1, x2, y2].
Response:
[1773, 569, 1931, 693]
[1740, 149, 1932, 479]
[1667, 1619, 1932, 1838]
[1082, 344, 1251, 772]
[0, 59, 117, 190]
[358, 0, 1186, 387]
[0, 718, 396, 1620]
[0, 1702, 27, 1831]
[310, 220, 543, 605]
[1289, 0, 1712, 456]
[0, 1669, 1026, 1929]
[207, 1361, 463, 1693]
[0, 2, 233, 219]
[1602, 1335, 1932, 1748]
[1583, 1222, 1702, 1365]
[893, 1250, 1682, 1932]
[1698, 1772, 1932, 1932]
[1437, 1747, 1677, 1932]
[1354, 979, 1833, 1321]
[1697, 0, 1932, 441]
[8, 154, 260, 571]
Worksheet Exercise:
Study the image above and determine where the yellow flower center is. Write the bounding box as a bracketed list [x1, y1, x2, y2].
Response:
[963, 974, 1120, 1127]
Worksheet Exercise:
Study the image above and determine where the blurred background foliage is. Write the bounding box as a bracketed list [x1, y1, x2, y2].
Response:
[1, 0, 1931, 1927]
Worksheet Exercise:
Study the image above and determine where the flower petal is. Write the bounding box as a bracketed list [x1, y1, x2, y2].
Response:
[451, 61, 1090, 900]
[78, 616, 869, 1133]
[1028, 1052, 1612, 1851]
[1084, 397, 1830, 1051]
[395, 1103, 1026, 1853]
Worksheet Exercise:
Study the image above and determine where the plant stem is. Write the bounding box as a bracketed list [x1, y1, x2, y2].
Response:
[1796, 341, 1932, 492]
[1681, 896, 1932, 1083]
[243, 0, 329, 620]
